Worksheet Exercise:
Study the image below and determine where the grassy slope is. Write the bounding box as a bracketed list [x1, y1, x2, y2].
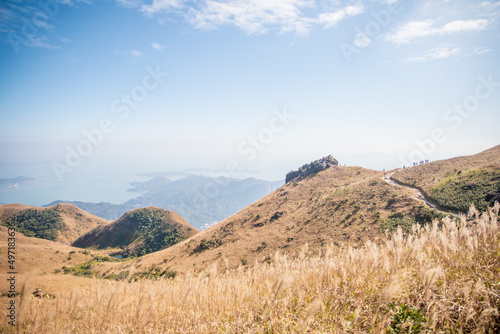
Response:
[0, 203, 110, 245]
[106, 166, 437, 276]
[0, 226, 114, 296]
[72, 207, 199, 257]
[392, 145, 500, 213]
[2, 206, 499, 333]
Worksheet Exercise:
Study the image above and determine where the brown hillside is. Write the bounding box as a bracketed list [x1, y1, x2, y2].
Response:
[0, 203, 110, 244]
[0, 225, 110, 296]
[392, 144, 500, 212]
[104, 165, 436, 276]
[0, 203, 34, 218]
[72, 207, 199, 257]
[392, 144, 500, 189]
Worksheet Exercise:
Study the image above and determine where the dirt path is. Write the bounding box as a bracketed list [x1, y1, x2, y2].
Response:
[382, 171, 459, 217]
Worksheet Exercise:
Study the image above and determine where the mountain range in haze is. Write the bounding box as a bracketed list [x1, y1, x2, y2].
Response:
[46, 175, 283, 229]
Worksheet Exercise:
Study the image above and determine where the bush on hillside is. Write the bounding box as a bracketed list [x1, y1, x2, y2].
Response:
[5, 208, 65, 241]
[428, 168, 500, 212]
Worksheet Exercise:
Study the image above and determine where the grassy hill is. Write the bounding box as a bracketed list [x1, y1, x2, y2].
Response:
[105, 165, 443, 276]
[0, 203, 110, 244]
[392, 145, 500, 213]
[72, 207, 199, 257]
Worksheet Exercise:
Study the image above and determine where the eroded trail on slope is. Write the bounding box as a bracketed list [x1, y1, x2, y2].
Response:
[382, 171, 459, 217]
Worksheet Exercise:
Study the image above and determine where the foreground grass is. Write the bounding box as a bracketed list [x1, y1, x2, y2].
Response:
[3, 205, 500, 333]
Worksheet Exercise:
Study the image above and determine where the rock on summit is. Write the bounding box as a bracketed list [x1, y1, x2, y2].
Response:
[285, 155, 339, 184]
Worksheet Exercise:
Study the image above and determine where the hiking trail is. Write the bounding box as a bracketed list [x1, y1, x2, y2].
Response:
[382, 170, 459, 217]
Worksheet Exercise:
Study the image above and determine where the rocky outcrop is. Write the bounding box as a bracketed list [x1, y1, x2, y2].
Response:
[285, 155, 339, 184]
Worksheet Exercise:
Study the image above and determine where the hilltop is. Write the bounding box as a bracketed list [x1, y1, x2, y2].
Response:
[0, 203, 110, 245]
[72, 207, 199, 257]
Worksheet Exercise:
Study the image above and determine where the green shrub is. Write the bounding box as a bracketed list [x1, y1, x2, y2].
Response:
[193, 238, 222, 253]
[428, 168, 500, 212]
[387, 303, 427, 333]
[5, 208, 65, 241]
[381, 206, 443, 234]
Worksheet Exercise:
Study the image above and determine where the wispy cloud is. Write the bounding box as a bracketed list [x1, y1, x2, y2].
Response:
[405, 45, 461, 62]
[115, 49, 144, 57]
[318, 4, 364, 28]
[0, 0, 90, 52]
[152, 42, 164, 51]
[188, 1, 364, 36]
[478, 1, 500, 11]
[385, 19, 490, 44]
[141, 0, 184, 16]
[116, 0, 142, 9]
[473, 47, 490, 55]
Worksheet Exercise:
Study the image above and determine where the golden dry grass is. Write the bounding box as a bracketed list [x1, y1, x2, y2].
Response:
[0, 226, 116, 297]
[2, 204, 499, 333]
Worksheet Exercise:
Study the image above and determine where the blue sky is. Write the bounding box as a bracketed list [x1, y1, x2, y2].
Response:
[1, 0, 500, 184]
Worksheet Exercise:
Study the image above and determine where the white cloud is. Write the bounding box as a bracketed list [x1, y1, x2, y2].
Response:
[473, 47, 490, 55]
[479, 1, 500, 9]
[405, 45, 461, 62]
[440, 19, 490, 34]
[188, 0, 364, 35]
[141, 0, 184, 16]
[129, 49, 143, 56]
[152, 42, 164, 51]
[189, 0, 314, 35]
[116, 0, 142, 9]
[385, 19, 490, 44]
[318, 4, 364, 28]
[116, 50, 144, 56]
